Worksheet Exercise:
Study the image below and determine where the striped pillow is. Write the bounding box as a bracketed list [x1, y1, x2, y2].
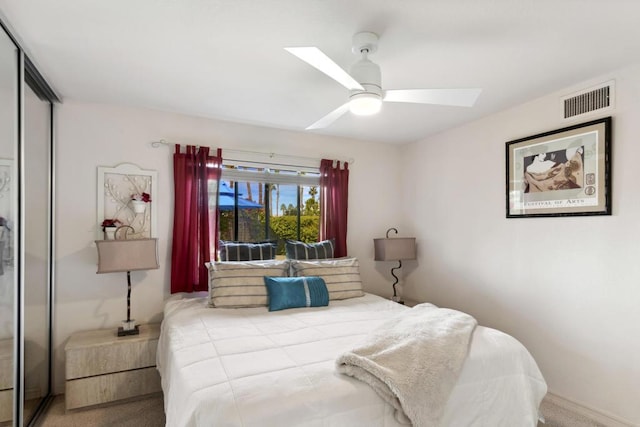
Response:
[285, 239, 335, 260]
[219, 240, 277, 261]
[290, 257, 364, 300]
[206, 260, 289, 308]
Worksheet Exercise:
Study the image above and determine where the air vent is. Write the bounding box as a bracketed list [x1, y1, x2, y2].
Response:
[561, 81, 614, 120]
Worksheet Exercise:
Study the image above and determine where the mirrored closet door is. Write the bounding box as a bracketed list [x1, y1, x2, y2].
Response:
[0, 18, 57, 427]
[22, 66, 53, 425]
[0, 21, 18, 427]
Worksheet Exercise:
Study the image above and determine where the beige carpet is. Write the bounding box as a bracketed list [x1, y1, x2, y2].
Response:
[37, 393, 604, 427]
[37, 394, 165, 427]
[539, 399, 607, 427]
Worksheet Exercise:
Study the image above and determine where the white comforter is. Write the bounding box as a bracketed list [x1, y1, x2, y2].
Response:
[157, 293, 547, 427]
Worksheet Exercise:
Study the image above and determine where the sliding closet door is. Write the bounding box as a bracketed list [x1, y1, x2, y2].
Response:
[0, 24, 18, 426]
[0, 18, 56, 427]
[21, 82, 52, 424]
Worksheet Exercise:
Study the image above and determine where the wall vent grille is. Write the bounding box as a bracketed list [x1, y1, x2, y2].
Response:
[562, 81, 614, 120]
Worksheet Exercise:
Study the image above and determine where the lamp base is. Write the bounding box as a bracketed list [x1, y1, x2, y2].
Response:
[118, 319, 139, 337]
[391, 295, 404, 305]
[117, 325, 139, 337]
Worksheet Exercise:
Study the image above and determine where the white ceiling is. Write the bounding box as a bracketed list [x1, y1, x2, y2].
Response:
[2, 0, 640, 144]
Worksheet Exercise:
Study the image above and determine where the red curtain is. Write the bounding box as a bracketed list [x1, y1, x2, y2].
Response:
[171, 145, 222, 293]
[319, 159, 349, 258]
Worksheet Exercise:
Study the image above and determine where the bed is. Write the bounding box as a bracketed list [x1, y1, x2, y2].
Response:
[157, 292, 547, 426]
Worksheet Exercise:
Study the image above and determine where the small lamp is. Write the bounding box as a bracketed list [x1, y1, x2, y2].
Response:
[374, 228, 416, 303]
[96, 235, 159, 336]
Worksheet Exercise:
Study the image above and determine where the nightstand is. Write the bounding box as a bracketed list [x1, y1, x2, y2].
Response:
[64, 323, 161, 410]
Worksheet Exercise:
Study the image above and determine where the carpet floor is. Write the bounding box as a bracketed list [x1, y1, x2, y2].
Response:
[37, 393, 604, 427]
[37, 394, 165, 427]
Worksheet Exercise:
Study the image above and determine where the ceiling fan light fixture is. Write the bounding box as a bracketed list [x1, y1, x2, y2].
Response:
[348, 51, 382, 116]
[288, 30, 483, 130]
[349, 92, 382, 116]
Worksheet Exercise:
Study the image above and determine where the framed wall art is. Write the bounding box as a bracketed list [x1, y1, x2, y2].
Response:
[97, 163, 158, 239]
[506, 117, 611, 218]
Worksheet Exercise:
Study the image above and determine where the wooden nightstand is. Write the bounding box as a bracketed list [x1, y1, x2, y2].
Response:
[64, 323, 161, 410]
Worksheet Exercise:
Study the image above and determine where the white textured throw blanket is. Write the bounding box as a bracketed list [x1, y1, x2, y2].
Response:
[336, 303, 477, 427]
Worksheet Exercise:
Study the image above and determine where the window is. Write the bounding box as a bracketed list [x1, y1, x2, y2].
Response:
[210, 162, 321, 255]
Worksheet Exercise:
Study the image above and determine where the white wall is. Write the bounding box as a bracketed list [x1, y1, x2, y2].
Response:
[401, 63, 640, 424]
[53, 101, 401, 393]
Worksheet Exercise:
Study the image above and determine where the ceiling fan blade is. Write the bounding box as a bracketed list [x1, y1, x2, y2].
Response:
[306, 103, 350, 130]
[384, 88, 482, 107]
[285, 47, 364, 91]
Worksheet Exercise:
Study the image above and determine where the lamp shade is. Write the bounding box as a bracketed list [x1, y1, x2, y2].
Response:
[374, 237, 416, 261]
[96, 238, 159, 273]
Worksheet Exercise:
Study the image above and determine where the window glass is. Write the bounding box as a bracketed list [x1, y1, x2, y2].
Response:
[218, 181, 266, 242]
[211, 164, 320, 255]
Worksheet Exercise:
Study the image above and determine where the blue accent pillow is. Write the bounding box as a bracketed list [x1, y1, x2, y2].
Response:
[263, 276, 329, 311]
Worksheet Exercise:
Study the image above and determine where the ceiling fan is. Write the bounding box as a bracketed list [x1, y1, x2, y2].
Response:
[285, 31, 482, 130]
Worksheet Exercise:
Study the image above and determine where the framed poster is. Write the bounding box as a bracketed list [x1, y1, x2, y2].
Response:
[97, 163, 157, 239]
[506, 117, 611, 218]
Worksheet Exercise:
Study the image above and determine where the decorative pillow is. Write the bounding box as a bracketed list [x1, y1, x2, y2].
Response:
[290, 257, 364, 300]
[219, 240, 277, 261]
[285, 239, 335, 260]
[205, 260, 289, 308]
[263, 276, 329, 311]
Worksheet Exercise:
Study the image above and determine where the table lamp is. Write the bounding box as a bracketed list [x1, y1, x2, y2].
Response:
[96, 237, 159, 336]
[374, 228, 416, 303]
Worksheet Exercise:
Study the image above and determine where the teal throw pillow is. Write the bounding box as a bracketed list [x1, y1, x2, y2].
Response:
[264, 276, 329, 312]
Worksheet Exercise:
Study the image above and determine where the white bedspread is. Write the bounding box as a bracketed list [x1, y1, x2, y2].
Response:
[157, 293, 547, 427]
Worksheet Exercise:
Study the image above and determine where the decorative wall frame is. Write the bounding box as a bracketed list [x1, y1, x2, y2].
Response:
[506, 117, 611, 218]
[97, 163, 158, 239]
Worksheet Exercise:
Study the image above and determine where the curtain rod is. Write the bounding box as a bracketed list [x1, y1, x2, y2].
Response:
[150, 139, 355, 165]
